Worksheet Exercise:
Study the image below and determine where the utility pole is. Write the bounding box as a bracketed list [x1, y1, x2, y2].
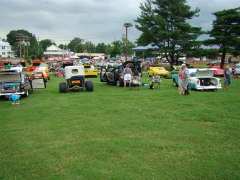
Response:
[16, 33, 24, 62]
[25, 35, 30, 57]
[123, 23, 133, 61]
[38, 37, 39, 55]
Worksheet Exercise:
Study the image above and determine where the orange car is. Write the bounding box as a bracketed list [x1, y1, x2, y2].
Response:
[30, 71, 50, 81]
[30, 66, 51, 82]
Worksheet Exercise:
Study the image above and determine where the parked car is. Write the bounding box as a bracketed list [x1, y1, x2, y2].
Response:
[59, 65, 93, 93]
[0, 69, 46, 97]
[172, 68, 222, 91]
[174, 61, 190, 66]
[83, 65, 98, 77]
[29, 70, 51, 82]
[29, 65, 51, 82]
[147, 67, 169, 77]
[234, 63, 240, 75]
[100, 61, 142, 86]
[209, 66, 224, 76]
[206, 60, 227, 65]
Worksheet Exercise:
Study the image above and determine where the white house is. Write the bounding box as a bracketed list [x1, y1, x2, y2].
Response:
[43, 45, 70, 59]
[0, 38, 14, 58]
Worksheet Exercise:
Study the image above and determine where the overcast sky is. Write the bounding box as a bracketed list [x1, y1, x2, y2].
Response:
[0, 0, 239, 46]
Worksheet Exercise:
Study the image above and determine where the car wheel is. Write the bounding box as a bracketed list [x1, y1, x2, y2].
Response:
[187, 85, 191, 90]
[23, 89, 29, 97]
[59, 82, 67, 93]
[148, 74, 151, 77]
[86, 81, 93, 91]
[48, 76, 50, 80]
[117, 80, 124, 87]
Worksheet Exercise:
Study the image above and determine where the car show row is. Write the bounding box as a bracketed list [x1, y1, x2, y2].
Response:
[1, 59, 239, 100]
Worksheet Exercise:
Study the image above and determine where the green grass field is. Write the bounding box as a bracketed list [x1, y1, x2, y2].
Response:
[0, 72, 239, 180]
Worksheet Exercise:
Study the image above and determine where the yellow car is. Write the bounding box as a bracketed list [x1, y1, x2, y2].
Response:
[147, 67, 169, 77]
[83, 65, 98, 77]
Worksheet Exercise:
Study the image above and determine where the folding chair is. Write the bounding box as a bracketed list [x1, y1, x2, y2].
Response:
[148, 75, 162, 89]
[130, 76, 141, 90]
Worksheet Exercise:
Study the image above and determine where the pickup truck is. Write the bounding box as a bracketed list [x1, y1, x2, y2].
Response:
[0, 69, 46, 97]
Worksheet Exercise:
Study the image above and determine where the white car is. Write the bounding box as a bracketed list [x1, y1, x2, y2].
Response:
[172, 68, 222, 91]
[234, 63, 240, 75]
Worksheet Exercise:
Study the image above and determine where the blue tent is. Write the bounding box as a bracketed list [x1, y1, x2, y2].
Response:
[81, 58, 89, 61]
[145, 57, 152, 60]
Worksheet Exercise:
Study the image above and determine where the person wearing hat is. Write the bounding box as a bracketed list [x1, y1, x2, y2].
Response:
[181, 64, 190, 95]
[178, 65, 185, 95]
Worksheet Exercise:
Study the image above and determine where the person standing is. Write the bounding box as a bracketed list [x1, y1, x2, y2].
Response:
[181, 64, 190, 95]
[224, 66, 232, 90]
[123, 64, 132, 88]
[178, 65, 184, 95]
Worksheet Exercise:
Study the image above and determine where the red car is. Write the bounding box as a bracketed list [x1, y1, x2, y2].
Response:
[209, 66, 224, 76]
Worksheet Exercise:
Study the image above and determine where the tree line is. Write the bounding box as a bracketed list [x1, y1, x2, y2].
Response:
[4, 0, 240, 69]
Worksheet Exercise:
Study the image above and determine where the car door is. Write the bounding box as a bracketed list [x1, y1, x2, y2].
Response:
[31, 79, 46, 89]
[24, 74, 46, 89]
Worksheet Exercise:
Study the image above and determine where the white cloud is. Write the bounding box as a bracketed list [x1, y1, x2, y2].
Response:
[0, 0, 239, 45]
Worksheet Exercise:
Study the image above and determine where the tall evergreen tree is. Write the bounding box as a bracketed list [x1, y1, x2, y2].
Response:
[134, 0, 203, 67]
[204, 7, 240, 68]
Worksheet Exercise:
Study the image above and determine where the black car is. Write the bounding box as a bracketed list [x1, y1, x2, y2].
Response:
[100, 61, 142, 86]
[0, 69, 46, 97]
[174, 61, 190, 66]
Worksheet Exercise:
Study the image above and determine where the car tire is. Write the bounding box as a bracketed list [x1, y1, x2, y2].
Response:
[117, 80, 124, 87]
[23, 89, 29, 97]
[86, 81, 93, 91]
[148, 74, 151, 77]
[59, 82, 67, 93]
[187, 85, 191, 90]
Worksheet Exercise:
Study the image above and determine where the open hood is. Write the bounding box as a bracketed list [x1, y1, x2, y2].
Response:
[123, 61, 141, 66]
[196, 69, 216, 77]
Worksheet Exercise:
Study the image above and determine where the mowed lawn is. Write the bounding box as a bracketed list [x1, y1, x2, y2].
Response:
[0, 72, 239, 180]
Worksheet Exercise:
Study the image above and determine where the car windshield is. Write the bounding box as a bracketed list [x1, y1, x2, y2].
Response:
[157, 68, 165, 70]
[190, 72, 196, 77]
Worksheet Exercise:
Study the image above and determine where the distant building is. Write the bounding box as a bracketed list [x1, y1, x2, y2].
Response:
[0, 38, 14, 58]
[43, 45, 70, 59]
[75, 52, 109, 59]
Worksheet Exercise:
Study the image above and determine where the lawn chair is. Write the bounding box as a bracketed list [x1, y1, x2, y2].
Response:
[130, 76, 141, 90]
[148, 75, 162, 89]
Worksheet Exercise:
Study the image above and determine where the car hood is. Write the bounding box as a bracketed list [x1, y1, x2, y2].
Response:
[196, 69, 216, 77]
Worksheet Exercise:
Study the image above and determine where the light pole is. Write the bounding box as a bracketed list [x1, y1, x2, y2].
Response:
[123, 23, 133, 61]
